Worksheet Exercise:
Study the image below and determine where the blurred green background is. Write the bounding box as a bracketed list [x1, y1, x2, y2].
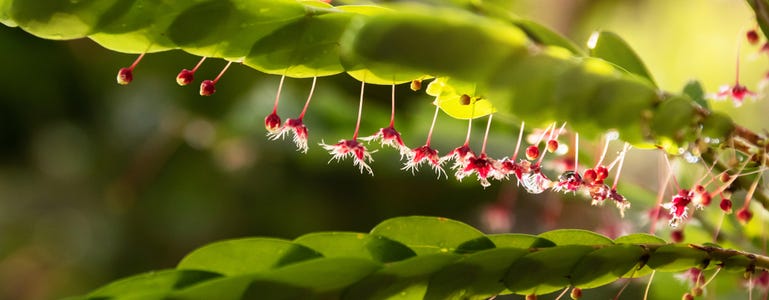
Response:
[1, 0, 768, 299]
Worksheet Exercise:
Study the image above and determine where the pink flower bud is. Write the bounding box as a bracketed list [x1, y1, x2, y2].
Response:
[116, 68, 133, 85]
[525, 145, 539, 160]
[176, 69, 195, 86]
[200, 80, 216, 96]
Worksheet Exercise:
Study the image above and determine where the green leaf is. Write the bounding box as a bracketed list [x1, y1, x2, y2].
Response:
[700, 111, 735, 141]
[569, 245, 645, 288]
[370, 216, 495, 255]
[166, 0, 307, 60]
[487, 233, 556, 249]
[682, 80, 708, 109]
[587, 30, 656, 86]
[243, 5, 353, 78]
[512, 18, 584, 55]
[294, 232, 416, 263]
[343, 253, 461, 299]
[243, 257, 382, 299]
[424, 247, 529, 300]
[614, 233, 667, 245]
[8, 0, 120, 39]
[171, 274, 260, 300]
[650, 96, 697, 153]
[85, 269, 220, 299]
[339, 3, 529, 84]
[646, 244, 710, 272]
[538, 229, 614, 246]
[177, 237, 323, 276]
[504, 245, 596, 295]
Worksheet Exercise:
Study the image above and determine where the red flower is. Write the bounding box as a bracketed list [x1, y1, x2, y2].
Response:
[361, 126, 409, 158]
[662, 189, 692, 227]
[495, 158, 530, 182]
[320, 139, 375, 175]
[458, 153, 499, 188]
[713, 84, 756, 107]
[268, 118, 309, 153]
[403, 145, 445, 178]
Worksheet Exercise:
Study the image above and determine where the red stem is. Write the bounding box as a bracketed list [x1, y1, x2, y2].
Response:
[272, 75, 286, 114]
[128, 53, 145, 70]
[512, 122, 525, 160]
[212, 61, 232, 84]
[298, 76, 317, 120]
[425, 100, 441, 147]
[191, 56, 207, 72]
[352, 81, 365, 140]
[389, 84, 396, 127]
[480, 114, 493, 155]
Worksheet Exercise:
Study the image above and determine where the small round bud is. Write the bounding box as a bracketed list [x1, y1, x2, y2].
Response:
[117, 68, 133, 85]
[410, 79, 422, 91]
[583, 169, 597, 184]
[596, 166, 609, 181]
[176, 69, 195, 86]
[671, 230, 684, 243]
[459, 94, 471, 105]
[547, 139, 559, 153]
[264, 112, 282, 133]
[747, 29, 760, 45]
[736, 207, 753, 224]
[719, 172, 731, 183]
[691, 286, 703, 297]
[525, 145, 540, 160]
[682, 293, 694, 300]
[719, 198, 732, 213]
[570, 287, 582, 299]
[200, 80, 216, 96]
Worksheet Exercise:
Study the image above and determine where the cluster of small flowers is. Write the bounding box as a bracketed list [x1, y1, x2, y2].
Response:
[114, 55, 638, 215]
[657, 155, 761, 230]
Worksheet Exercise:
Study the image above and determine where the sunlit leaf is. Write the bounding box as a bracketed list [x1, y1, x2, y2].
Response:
[177, 237, 323, 276]
[370, 216, 495, 255]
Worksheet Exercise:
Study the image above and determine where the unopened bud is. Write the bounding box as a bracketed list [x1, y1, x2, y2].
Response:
[459, 94, 471, 105]
[410, 79, 422, 91]
[570, 287, 582, 299]
[200, 80, 216, 96]
[748, 29, 760, 45]
[737, 207, 753, 224]
[526, 145, 540, 160]
[117, 68, 133, 85]
[719, 198, 732, 213]
[176, 69, 195, 86]
[547, 139, 559, 153]
[265, 112, 282, 133]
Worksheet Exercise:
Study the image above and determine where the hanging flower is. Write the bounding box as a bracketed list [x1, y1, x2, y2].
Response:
[361, 126, 409, 158]
[268, 118, 309, 153]
[320, 139, 375, 175]
[662, 189, 692, 227]
[457, 153, 499, 188]
[403, 145, 445, 178]
[713, 84, 756, 107]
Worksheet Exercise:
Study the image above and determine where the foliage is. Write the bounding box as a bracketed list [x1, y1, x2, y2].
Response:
[2, 0, 769, 299]
[64, 216, 769, 299]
